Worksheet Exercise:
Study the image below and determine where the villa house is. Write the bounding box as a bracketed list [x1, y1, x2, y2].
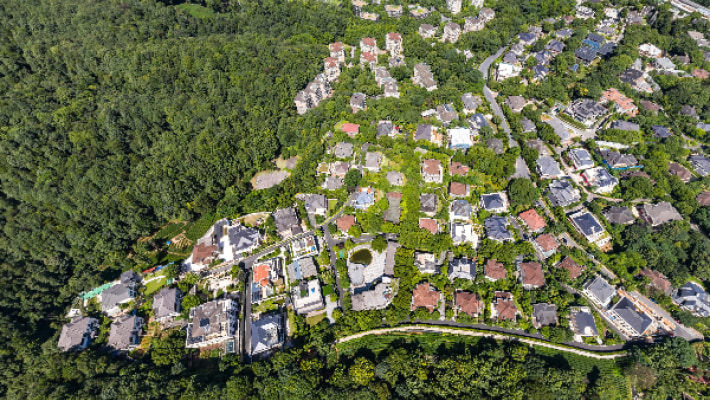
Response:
[556, 256, 584, 280]
[491, 291, 517, 321]
[583, 275, 616, 307]
[152, 287, 182, 323]
[412, 63, 437, 91]
[108, 315, 144, 351]
[273, 207, 301, 239]
[291, 279, 325, 316]
[484, 259, 507, 281]
[637, 202, 683, 227]
[450, 200, 472, 221]
[519, 262, 545, 289]
[420, 193, 438, 216]
[411, 282, 442, 312]
[480, 192, 509, 213]
[58, 316, 99, 352]
[421, 159, 443, 183]
[185, 299, 239, 349]
[519, 209, 546, 233]
[455, 291, 482, 318]
[534, 233, 560, 259]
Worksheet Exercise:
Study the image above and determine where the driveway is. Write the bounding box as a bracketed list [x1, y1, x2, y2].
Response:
[478, 46, 517, 147]
[511, 156, 531, 179]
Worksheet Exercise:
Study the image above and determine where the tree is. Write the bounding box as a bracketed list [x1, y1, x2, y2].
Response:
[181, 295, 201, 314]
[344, 169, 362, 188]
[328, 224, 338, 235]
[348, 225, 362, 238]
[164, 264, 180, 280]
[508, 178, 538, 208]
[151, 331, 189, 367]
[349, 357, 375, 386]
[371, 235, 387, 252]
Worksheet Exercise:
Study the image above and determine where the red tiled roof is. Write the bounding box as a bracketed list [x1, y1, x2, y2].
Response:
[387, 192, 402, 199]
[419, 218, 439, 234]
[422, 159, 441, 175]
[330, 42, 344, 51]
[557, 256, 583, 280]
[253, 263, 271, 286]
[449, 182, 468, 196]
[324, 57, 338, 68]
[192, 242, 217, 265]
[639, 268, 672, 294]
[362, 37, 376, 47]
[485, 259, 506, 280]
[412, 282, 441, 312]
[456, 291, 481, 317]
[697, 191, 710, 206]
[387, 32, 402, 41]
[519, 209, 546, 232]
[669, 162, 691, 182]
[361, 52, 376, 62]
[341, 123, 359, 134]
[693, 69, 710, 79]
[450, 162, 469, 176]
[494, 292, 517, 320]
[336, 215, 356, 232]
[535, 233, 559, 252]
[520, 262, 545, 287]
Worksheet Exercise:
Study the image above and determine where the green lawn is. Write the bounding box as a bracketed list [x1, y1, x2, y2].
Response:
[306, 313, 326, 326]
[144, 277, 167, 296]
[175, 3, 215, 19]
[328, 199, 338, 212]
[323, 285, 334, 296]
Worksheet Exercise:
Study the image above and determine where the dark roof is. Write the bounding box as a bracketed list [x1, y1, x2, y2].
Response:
[571, 212, 605, 238]
[420, 193, 438, 214]
[533, 303, 557, 327]
[603, 206, 635, 225]
[521, 118, 537, 133]
[575, 47, 597, 63]
[651, 125, 672, 138]
[484, 216, 512, 241]
[586, 33, 606, 44]
[598, 42, 617, 56]
[519, 32, 537, 43]
[611, 297, 653, 336]
[573, 310, 599, 336]
[153, 287, 181, 319]
[251, 313, 283, 354]
[449, 257, 476, 280]
[415, 124, 434, 141]
[610, 120, 640, 131]
[229, 224, 261, 253]
[451, 200, 471, 219]
[584, 276, 615, 304]
[102, 283, 135, 312]
[620, 68, 643, 84]
[481, 193, 505, 211]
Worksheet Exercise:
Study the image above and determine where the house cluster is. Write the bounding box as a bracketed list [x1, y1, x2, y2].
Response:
[187, 218, 262, 271]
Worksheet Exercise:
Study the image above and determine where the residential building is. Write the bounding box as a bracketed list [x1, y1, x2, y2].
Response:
[304, 194, 327, 215]
[385, 192, 402, 224]
[610, 120, 640, 131]
[352, 282, 394, 311]
[639, 268, 672, 296]
[576, 5, 594, 19]
[289, 234, 318, 259]
[324, 57, 340, 82]
[461, 93, 482, 114]
[548, 179, 581, 207]
[420, 193, 438, 216]
[421, 159, 443, 183]
[479, 7, 495, 22]
[101, 277, 138, 317]
[152, 287, 182, 323]
[451, 222, 476, 246]
[463, 17, 485, 33]
[446, 0, 462, 14]
[653, 57, 676, 71]
[186, 299, 239, 349]
[340, 123, 359, 136]
[364, 152, 382, 172]
[414, 124, 442, 145]
[410, 6, 430, 19]
[557, 256, 584, 280]
[582, 167, 619, 194]
[287, 257, 318, 284]
[360, 51, 377, 69]
[336, 214, 356, 233]
[411, 282, 442, 312]
[491, 291, 517, 321]
[436, 104, 458, 125]
[698, 191, 710, 206]
[442, 23, 461, 43]
[449, 182, 470, 198]
[519, 261, 545, 289]
[419, 23, 436, 38]
[58, 316, 99, 352]
[519, 209, 546, 233]
[323, 176, 344, 190]
[619, 68, 652, 92]
[252, 258, 283, 303]
[601, 88, 638, 116]
[191, 241, 219, 270]
[568, 148, 594, 170]
[448, 127, 474, 150]
[518, 32, 537, 46]
[537, 156, 563, 179]
[496, 62, 523, 81]
[291, 279, 325, 315]
[374, 67, 391, 86]
[674, 282, 710, 317]
[569, 210, 610, 246]
[273, 207, 301, 239]
[385, 4, 403, 18]
[603, 206, 635, 225]
[582, 275, 616, 307]
[608, 297, 654, 337]
[575, 46, 598, 65]
[412, 63, 437, 91]
[681, 105, 698, 118]
[532, 65, 549, 81]
[329, 42, 345, 63]
[415, 252, 438, 274]
[352, 0, 366, 17]
[510, 43, 525, 56]
[484, 259, 507, 281]
[567, 99, 606, 125]
[532, 303, 557, 328]
[506, 95, 526, 112]
[570, 307, 599, 338]
[487, 139, 505, 155]
[480, 192, 509, 213]
[107, 315, 144, 351]
[449, 257, 476, 281]
[545, 39, 565, 53]
[385, 32, 403, 57]
[640, 100, 662, 113]
[350, 92, 367, 112]
[228, 223, 262, 259]
[360, 37, 378, 53]
[450, 162, 469, 176]
[455, 291, 482, 317]
[599, 149, 638, 169]
[467, 113, 491, 131]
[377, 120, 398, 137]
[354, 187, 376, 210]
[450, 199, 472, 221]
[669, 162, 692, 183]
[637, 202, 683, 227]
[484, 216, 513, 242]
[294, 74, 332, 115]
[251, 313, 284, 355]
[689, 155, 710, 176]
[639, 43, 662, 58]
[521, 118, 537, 133]
[419, 218, 439, 234]
[534, 233, 560, 258]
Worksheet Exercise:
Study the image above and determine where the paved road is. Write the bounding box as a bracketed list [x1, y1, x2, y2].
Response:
[558, 232, 618, 280]
[478, 46, 516, 147]
[336, 325, 627, 359]
[511, 156, 531, 179]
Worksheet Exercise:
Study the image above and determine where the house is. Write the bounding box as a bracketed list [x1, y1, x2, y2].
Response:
[567, 99, 606, 125]
[446, 0, 462, 14]
[352, 282, 394, 311]
[251, 313, 284, 355]
[693, 69, 710, 79]
[448, 127, 474, 150]
[291, 279, 325, 315]
[583, 275, 616, 307]
[509, 43, 525, 56]
[414, 124, 442, 145]
[360, 51, 377, 69]
[436, 104, 458, 125]
[442, 23, 461, 43]
[619, 68, 650, 91]
[329, 42, 345, 63]
[461, 93, 482, 114]
[450, 200, 472, 221]
[480, 192, 509, 213]
[603, 206, 635, 225]
[449, 182, 470, 198]
[570, 307, 599, 338]
[377, 120, 397, 137]
[639, 43, 662, 58]
[584, 33, 606, 48]
[385, 32, 403, 57]
[464, 17, 486, 33]
[519, 262, 545, 289]
[412, 63, 437, 91]
[521, 118, 537, 133]
[107, 315, 144, 351]
[532, 304, 557, 328]
[527, 139, 548, 156]
[58, 316, 99, 352]
[449, 257, 476, 281]
[287, 257, 318, 284]
[411, 282, 441, 312]
[689, 155, 710, 176]
[608, 297, 654, 337]
[576, 5, 595, 19]
[640, 100, 662, 113]
[537, 156, 563, 179]
[681, 105, 698, 118]
[479, 7, 495, 22]
[252, 258, 283, 303]
[698, 191, 710, 206]
[336, 214, 356, 233]
[674, 281, 710, 317]
[468, 113, 491, 131]
[534, 50, 552, 66]
[294, 74, 332, 115]
[601, 88, 638, 116]
[421, 159, 443, 183]
[385, 192, 402, 224]
[185, 299, 239, 349]
[191, 241, 219, 270]
[640, 268, 672, 296]
[518, 32, 537, 46]
[496, 62, 523, 81]
[289, 234, 318, 259]
[450, 162, 469, 176]
[582, 167, 619, 194]
[610, 120, 640, 132]
[364, 152, 382, 172]
[101, 275, 138, 317]
[532, 65, 549, 81]
[153, 287, 182, 323]
[575, 47, 598, 65]
[557, 256, 584, 280]
[569, 210, 610, 246]
[387, 171, 404, 186]
[637, 202, 683, 227]
[420, 193, 438, 216]
[451, 223, 476, 246]
[545, 40, 565, 54]
[273, 207, 301, 239]
[506, 96, 526, 112]
[484, 259, 507, 281]
[323, 57, 340, 82]
[491, 291, 517, 321]
[419, 218, 439, 234]
[350, 93, 367, 113]
[419, 23, 436, 38]
[556, 28, 573, 38]
[548, 179, 581, 207]
[534, 233, 560, 259]
[415, 252, 438, 274]
[304, 194, 327, 216]
[484, 216, 513, 242]
[385, 4, 403, 18]
[374, 67, 392, 86]
[455, 291, 482, 317]
[599, 149, 638, 169]
[360, 37, 378, 53]
[323, 176, 344, 190]
[519, 209, 546, 233]
[333, 142, 354, 159]
[487, 139, 505, 155]
[669, 162, 692, 183]
[352, 0, 365, 17]
[354, 187, 376, 210]
[569, 148, 594, 170]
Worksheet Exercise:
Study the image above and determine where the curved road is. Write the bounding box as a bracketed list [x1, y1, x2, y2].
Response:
[336, 326, 626, 359]
[478, 46, 515, 147]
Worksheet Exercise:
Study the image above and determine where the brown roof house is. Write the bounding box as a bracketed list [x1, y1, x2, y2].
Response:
[455, 291, 482, 318]
[519, 209, 546, 233]
[419, 218, 439, 234]
[669, 162, 692, 183]
[519, 261, 545, 290]
[450, 161, 469, 176]
[491, 291, 517, 321]
[533, 233, 559, 259]
[698, 191, 710, 206]
[107, 315, 144, 351]
[449, 182, 470, 198]
[411, 282, 442, 312]
[556, 256, 584, 280]
[421, 159, 443, 183]
[484, 259, 507, 281]
[637, 202, 683, 227]
[639, 268, 672, 295]
[336, 214, 356, 233]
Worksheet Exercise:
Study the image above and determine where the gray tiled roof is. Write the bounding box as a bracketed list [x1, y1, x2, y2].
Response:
[484, 216, 512, 241]
[58, 316, 97, 352]
[584, 275, 615, 305]
[611, 297, 653, 336]
[451, 199, 472, 220]
[102, 283, 135, 313]
[153, 287, 181, 320]
[186, 299, 238, 347]
[533, 303, 557, 327]
[537, 156, 562, 177]
[573, 310, 598, 336]
[287, 257, 318, 283]
[107, 315, 142, 350]
[251, 313, 283, 354]
[229, 224, 260, 254]
[603, 206, 634, 225]
[415, 124, 434, 141]
[449, 257, 476, 280]
[420, 193, 438, 214]
[304, 194, 327, 213]
[548, 179, 580, 207]
[481, 193, 505, 211]
[352, 282, 392, 311]
[273, 207, 299, 234]
[571, 212, 605, 238]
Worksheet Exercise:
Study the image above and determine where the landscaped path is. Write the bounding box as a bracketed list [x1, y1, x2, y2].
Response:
[335, 325, 627, 359]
